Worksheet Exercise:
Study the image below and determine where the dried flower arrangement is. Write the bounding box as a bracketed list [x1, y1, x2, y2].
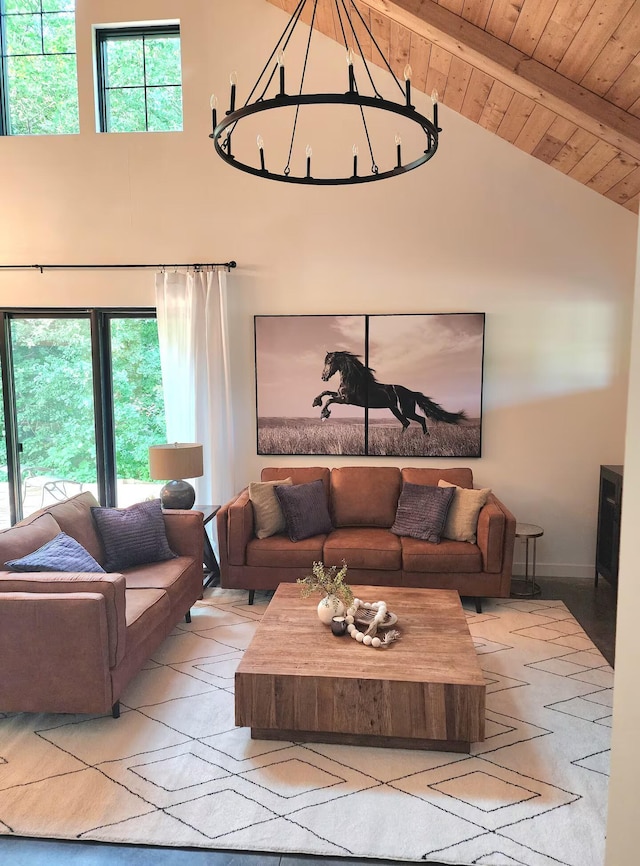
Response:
[297, 560, 354, 608]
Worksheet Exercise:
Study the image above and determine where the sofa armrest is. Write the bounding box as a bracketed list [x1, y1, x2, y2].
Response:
[162, 509, 204, 562]
[218, 489, 253, 570]
[0, 590, 114, 715]
[476, 494, 517, 575]
[0, 571, 127, 667]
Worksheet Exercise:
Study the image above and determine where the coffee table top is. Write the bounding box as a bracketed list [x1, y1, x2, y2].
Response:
[238, 583, 485, 688]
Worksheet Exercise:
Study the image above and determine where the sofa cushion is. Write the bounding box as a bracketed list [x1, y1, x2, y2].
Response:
[438, 480, 491, 543]
[391, 483, 455, 543]
[401, 536, 482, 573]
[401, 467, 474, 489]
[0, 512, 61, 568]
[261, 466, 330, 493]
[42, 491, 104, 565]
[249, 477, 292, 538]
[323, 528, 402, 571]
[331, 466, 401, 527]
[6, 532, 105, 573]
[124, 587, 171, 652]
[122, 556, 196, 609]
[246, 534, 325, 568]
[275, 480, 333, 542]
[91, 499, 177, 571]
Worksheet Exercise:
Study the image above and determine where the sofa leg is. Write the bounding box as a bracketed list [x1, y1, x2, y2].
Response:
[185, 611, 192, 623]
[474, 598, 483, 614]
[112, 701, 120, 719]
[248, 590, 255, 606]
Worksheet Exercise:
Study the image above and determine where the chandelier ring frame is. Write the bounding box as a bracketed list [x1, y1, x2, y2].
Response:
[210, 92, 439, 186]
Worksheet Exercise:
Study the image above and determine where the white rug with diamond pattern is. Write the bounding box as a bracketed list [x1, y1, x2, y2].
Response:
[0, 589, 612, 865]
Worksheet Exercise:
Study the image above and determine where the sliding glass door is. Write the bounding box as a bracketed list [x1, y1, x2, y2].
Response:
[0, 309, 165, 527]
[110, 316, 165, 506]
[12, 317, 98, 519]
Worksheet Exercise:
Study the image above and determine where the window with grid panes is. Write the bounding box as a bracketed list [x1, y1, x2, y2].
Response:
[96, 25, 182, 133]
[0, 0, 79, 135]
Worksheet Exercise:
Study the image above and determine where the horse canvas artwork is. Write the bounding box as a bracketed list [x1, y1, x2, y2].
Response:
[313, 350, 467, 434]
[255, 313, 484, 457]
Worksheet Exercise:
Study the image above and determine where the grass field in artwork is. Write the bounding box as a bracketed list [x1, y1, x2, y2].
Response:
[257, 417, 481, 457]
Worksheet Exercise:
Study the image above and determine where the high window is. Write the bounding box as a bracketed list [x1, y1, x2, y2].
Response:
[0, 0, 79, 135]
[96, 25, 182, 133]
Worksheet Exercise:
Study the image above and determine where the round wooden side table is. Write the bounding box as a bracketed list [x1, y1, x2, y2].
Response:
[511, 523, 543, 599]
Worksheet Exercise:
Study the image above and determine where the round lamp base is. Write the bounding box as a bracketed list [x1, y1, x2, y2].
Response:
[160, 480, 196, 509]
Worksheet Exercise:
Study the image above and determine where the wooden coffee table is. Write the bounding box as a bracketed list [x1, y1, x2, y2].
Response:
[235, 583, 485, 752]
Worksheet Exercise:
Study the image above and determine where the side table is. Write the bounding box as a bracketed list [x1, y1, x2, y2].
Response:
[511, 523, 543, 599]
[194, 504, 221, 588]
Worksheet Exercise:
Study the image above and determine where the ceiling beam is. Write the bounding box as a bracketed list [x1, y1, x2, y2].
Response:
[365, 0, 640, 162]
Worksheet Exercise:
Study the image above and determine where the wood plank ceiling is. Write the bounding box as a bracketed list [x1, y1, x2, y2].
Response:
[266, 0, 640, 213]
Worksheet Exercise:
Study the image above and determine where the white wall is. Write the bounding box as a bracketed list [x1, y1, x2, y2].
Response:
[605, 216, 640, 864]
[0, 0, 635, 578]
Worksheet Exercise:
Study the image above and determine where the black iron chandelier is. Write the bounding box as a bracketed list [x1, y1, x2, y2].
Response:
[209, 0, 440, 185]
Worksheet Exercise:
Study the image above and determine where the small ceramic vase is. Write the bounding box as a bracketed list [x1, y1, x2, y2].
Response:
[317, 594, 346, 625]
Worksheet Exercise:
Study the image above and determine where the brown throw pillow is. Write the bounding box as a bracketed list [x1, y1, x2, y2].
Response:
[249, 478, 293, 539]
[438, 480, 491, 543]
[390, 483, 455, 543]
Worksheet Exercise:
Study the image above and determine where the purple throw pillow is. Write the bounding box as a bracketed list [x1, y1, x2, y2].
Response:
[390, 482, 455, 544]
[6, 532, 105, 573]
[274, 479, 333, 542]
[91, 499, 177, 571]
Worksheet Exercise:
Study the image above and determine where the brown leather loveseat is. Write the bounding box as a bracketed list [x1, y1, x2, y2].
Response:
[0, 491, 203, 718]
[217, 466, 516, 608]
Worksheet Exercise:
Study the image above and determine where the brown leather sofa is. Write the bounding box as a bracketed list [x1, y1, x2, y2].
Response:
[0, 491, 203, 718]
[217, 466, 516, 608]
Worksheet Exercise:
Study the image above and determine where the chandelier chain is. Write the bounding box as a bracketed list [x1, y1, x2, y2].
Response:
[333, 1, 378, 172]
[358, 103, 378, 174]
[338, 0, 382, 99]
[224, 0, 307, 151]
[285, 0, 319, 175]
[333, 0, 349, 48]
[343, 0, 406, 99]
[255, 0, 307, 104]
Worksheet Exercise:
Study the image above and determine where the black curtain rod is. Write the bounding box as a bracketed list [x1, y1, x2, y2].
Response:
[0, 261, 237, 273]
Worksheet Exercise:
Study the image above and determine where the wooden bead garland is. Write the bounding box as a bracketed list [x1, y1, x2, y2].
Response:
[345, 598, 392, 649]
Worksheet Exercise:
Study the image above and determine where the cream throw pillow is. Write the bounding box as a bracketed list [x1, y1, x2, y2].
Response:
[249, 478, 293, 539]
[438, 480, 491, 543]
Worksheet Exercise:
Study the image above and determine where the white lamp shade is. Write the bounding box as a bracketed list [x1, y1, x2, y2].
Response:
[149, 443, 204, 481]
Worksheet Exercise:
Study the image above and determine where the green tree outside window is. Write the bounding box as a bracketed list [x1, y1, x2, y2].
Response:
[98, 27, 183, 133]
[1, 0, 79, 135]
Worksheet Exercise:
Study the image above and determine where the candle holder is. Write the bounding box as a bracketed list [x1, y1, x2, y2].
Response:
[331, 616, 348, 636]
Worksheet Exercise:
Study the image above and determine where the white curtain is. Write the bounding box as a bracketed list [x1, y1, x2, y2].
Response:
[155, 268, 235, 508]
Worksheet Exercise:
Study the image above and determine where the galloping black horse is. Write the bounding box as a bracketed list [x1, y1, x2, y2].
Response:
[312, 350, 467, 435]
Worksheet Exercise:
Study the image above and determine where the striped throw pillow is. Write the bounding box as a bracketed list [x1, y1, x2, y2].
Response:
[6, 531, 105, 573]
[390, 482, 455, 543]
[91, 499, 176, 571]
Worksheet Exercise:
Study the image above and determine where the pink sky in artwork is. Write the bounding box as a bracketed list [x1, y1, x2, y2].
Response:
[255, 313, 484, 419]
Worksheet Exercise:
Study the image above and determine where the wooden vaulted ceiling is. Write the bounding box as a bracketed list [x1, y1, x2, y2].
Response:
[266, 0, 640, 213]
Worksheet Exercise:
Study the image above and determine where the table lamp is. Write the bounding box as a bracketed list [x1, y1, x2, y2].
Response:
[148, 443, 204, 509]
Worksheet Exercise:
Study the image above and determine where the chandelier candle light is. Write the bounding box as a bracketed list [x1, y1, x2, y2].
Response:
[209, 0, 440, 185]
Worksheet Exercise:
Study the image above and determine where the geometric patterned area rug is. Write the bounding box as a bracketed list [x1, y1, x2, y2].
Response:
[0, 589, 612, 866]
